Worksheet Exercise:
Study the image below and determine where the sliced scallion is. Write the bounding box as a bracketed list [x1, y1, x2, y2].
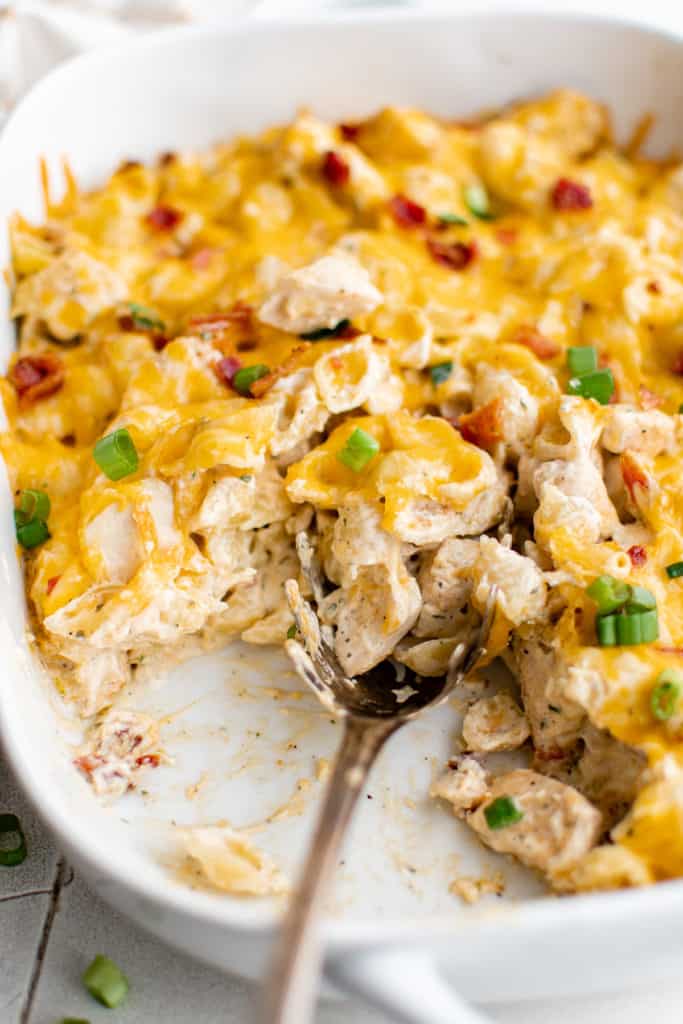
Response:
[0, 814, 27, 867]
[625, 585, 656, 612]
[484, 796, 523, 830]
[17, 488, 50, 523]
[567, 368, 615, 405]
[596, 614, 617, 646]
[232, 364, 269, 396]
[666, 561, 683, 579]
[128, 302, 165, 332]
[586, 575, 631, 615]
[300, 319, 351, 341]
[437, 212, 468, 226]
[14, 513, 50, 550]
[650, 670, 682, 721]
[93, 428, 139, 481]
[615, 609, 658, 645]
[463, 182, 493, 220]
[336, 428, 380, 472]
[286, 624, 297, 639]
[567, 345, 598, 376]
[430, 361, 453, 386]
[82, 955, 129, 1009]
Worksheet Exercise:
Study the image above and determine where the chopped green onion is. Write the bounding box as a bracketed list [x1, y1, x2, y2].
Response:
[232, 364, 269, 395]
[300, 319, 351, 341]
[586, 575, 632, 615]
[596, 614, 617, 646]
[430, 361, 453, 386]
[437, 212, 468, 226]
[336, 428, 380, 472]
[666, 561, 683, 579]
[14, 513, 50, 550]
[82, 955, 129, 1009]
[567, 345, 598, 375]
[128, 302, 165, 332]
[625, 585, 656, 612]
[567, 368, 615, 404]
[650, 670, 682, 721]
[17, 488, 50, 523]
[615, 609, 659, 645]
[286, 624, 297, 639]
[93, 428, 139, 481]
[0, 814, 27, 866]
[484, 796, 523, 830]
[463, 182, 494, 220]
[58, 1019, 90, 1024]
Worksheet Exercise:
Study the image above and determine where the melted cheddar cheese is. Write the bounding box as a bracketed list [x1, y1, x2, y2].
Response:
[5, 90, 683, 892]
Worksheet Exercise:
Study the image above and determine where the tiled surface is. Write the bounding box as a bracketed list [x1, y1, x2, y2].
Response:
[4, 751, 683, 1023]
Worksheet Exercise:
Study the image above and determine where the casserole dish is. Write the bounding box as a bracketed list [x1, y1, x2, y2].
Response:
[4, 9, 683, 1021]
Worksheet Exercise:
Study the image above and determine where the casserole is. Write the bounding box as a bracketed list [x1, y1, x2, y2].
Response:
[4, 9, 683, 1021]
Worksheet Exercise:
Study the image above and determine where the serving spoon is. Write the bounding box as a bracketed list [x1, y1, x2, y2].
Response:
[259, 572, 498, 1024]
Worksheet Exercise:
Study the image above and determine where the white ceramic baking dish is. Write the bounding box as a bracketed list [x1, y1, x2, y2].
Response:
[3, 9, 683, 1022]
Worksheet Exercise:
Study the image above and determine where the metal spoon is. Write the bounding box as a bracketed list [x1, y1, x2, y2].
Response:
[259, 568, 498, 1024]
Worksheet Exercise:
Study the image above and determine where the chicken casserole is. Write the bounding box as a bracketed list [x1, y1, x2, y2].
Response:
[4, 89, 683, 895]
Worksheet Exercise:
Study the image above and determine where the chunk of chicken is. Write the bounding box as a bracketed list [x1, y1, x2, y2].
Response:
[331, 561, 422, 676]
[472, 368, 539, 455]
[467, 770, 603, 876]
[430, 755, 489, 812]
[258, 253, 382, 335]
[512, 630, 585, 755]
[471, 536, 547, 627]
[462, 693, 530, 753]
[415, 537, 479, 638]
[601, 406, 676, 457]
[83, 502, 143, 584]
[330, 501, 403, 587]
[313, 335, 396, 414]
[12, 249, 127, 341]
[388, 480, 507, 546]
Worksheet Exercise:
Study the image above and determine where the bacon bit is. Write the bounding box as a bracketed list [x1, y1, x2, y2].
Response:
[621, 452, 650, 501]
[236, 339, 258, 352]
[339, 122, 361, 141]
[330, 356, 344, 370]
[534, 746, 568, 762]
[427, 238, 477, 271]
[639, 385, 663, 410]
[191, 247, 214, 271]
[135, 754, 160, 768]
[322, 150, 351, 187]
[371, 335, 388, 345]
[189, 302, 255, 352]
[551, 178, 593, 211]
[116, 159, 141, 174]
[159, 151, 177, 166]
[458, 398, 503, 450]
[214, 356, 242, 386]
[47, 575, 61, 595]
[671, 351, 683, 375]
[60, 434, 76, 447]
[151, 334, 169, 352]
[117, 314, 135, 331]
[496, 226, 518, 246]
[73, 755, 99, 778]
[250, 343, 311, 399]
[647, 280, 661, 295]
[512, 325, 560, 360]
[145, 204, 183, 231]
[9, 353, 64, 407]
[655, 645, 683, 656]
[389, 194, 427, 228]
[335, 322, 361, 340]
[627, 545, 648, 568]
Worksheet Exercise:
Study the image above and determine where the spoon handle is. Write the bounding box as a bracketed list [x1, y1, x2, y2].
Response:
[259, 714, 399, 1024]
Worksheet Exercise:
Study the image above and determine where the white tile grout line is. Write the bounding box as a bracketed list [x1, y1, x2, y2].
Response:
[18, 857, 72, 1024]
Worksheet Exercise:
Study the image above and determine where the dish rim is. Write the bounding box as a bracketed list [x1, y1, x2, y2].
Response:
[2, 4, 683, 947]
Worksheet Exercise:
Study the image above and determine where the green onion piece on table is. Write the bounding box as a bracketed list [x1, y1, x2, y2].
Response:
[586, 575, 632, 615]
[666, 561, 683, 579]
[0, 813, 27, 866]
[82, 955, 129, 1009]
[484, 796, 523, 830]
[650, 670, 683, 721]
[463, 182, 494, 220]
[336, 428, 380, 472]
[93, 428, 139, 481]
[567, 345, 598, 375]
[232, 364, 269, 395]
[567, 367, 615, 404]
[430, 361, 453, 386]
